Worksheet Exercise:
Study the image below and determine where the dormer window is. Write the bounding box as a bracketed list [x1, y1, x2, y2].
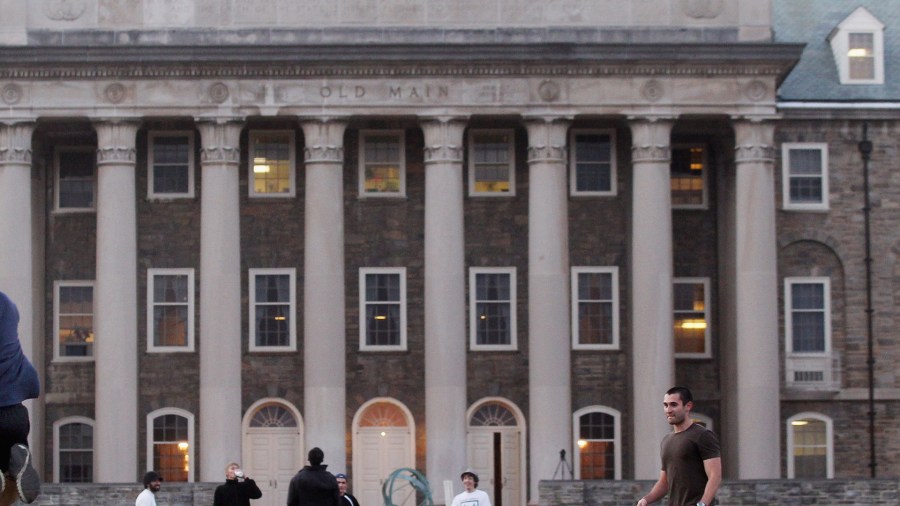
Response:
[828, 7, 884, 84]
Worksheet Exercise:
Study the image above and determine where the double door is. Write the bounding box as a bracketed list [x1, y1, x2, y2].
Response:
[467, 429, 522, 506]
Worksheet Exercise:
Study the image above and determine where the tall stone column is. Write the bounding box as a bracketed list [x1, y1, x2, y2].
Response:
[92, 119, 140, 481]
[300, 118, 348, 467]
[0, 121, 41, 466]
[197, 118, 243, 481]
[628, 117, 675, 479]
[525, 117, 571, 503]
[420, 116, 467, 501]
[726, 119, 780, 478]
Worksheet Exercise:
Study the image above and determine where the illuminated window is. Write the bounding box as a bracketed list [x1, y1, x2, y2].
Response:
[470, 267, 516, 350]
[147, 409, 194, 482]
[469, 130, 515, 196]
[787, 413, 833, 478]
[54, 418, 93, 483]
[359, 131, 405, 196]
[54, 281, 94, 361]
[250, 130, 295, 197]
[674, 278, 711, 358]
[827, 7, 884, 84]
[149, 131, 194, 198]
[569, 130, 615, 196]
[571, 267, 619, 350]
[360, 268, 407, 351]
[573, 406, 621, 480]
[782, 143, 828, 211]
[147, 269, 194, 352]
[55, 147, 95, 211]
[671, 145, 707, 208]
[249, 269, 296, 351]
[785, 277, 831, 354]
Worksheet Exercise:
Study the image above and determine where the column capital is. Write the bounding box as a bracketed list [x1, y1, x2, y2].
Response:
[628, 118, 674, 164]
[732, 119, 776, 165]
[196, 118, 244, 166]
[300, 117, 348, 164]
[0, 122, 35, 165]
[524, 116, 571, 165]
[93, 119, 141, 166]
[420, 116, 467, 165]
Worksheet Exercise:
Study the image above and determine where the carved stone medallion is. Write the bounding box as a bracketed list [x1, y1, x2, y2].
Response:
[1, 84, 22, 105]
[744, 81, 768, 102]
[104, 83, 126, 104]
[538, 81, 561, 103]
[43, 0, 87, 21]
[209, 82, 230, 104]
[640, 80, 664, 102]
[683, 0, 724, 19]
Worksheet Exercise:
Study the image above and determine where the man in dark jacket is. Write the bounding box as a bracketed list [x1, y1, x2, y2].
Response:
[287, 447, 340, 506]
[213, 462, 262, 506]
[335, 473, 361, 506]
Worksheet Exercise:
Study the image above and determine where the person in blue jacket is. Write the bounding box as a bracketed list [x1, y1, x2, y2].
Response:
[0, 291, 41, 504]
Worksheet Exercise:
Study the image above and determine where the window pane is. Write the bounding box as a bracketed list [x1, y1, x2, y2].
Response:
[473, 132, 511, 193]
[59, 422, 93, 483]
[152, 136, 190, 194]
[255, 274, 290, 303]
[574, 134, 612, 192]
[58, 285, 94, 357]
[252, 133, 292, 194]
[362, 271, 403, 347]
[577, 272, 614, 346]
[59, 151, 95, 208]
[671, 146, 705, 206]
[153, 415, 189, 482]
[154, 306, 188, 347]
[793, 419, 828, 478]
[366, 304, 401, 346]
[255, 305, 290, 347]
[848, 33, 875, 80]
[579, 412, 616, 479]
[363, 135, 402, 193]
[791, 283, 826, 353]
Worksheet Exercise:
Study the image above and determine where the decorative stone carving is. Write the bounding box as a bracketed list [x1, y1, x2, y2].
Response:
[631, 145, 671, 163]
[744, 81, 768, 102]
[527, 145, 567, 164]
[94, 120, 140, 165]
[538, 81, 561, 103]
[197, 120, 243, 165]
[0, 124, 34, 164]
[97, 146, 136, 164]
[1, 84, 22, 105]
[640, 80, 664, 102]
[43, 0, 86, 21]
[104, 83, 126, 104]
[209, 82, 230, 104]
[420, 117, 467, 164]
[683, 0, 724, 19]
[423, 145, 464, 164]
[304, 145, 344, 163]
[735, 144, 776, 164]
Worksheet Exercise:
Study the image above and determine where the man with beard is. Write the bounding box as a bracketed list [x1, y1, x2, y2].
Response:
[135, 471, 162, 506]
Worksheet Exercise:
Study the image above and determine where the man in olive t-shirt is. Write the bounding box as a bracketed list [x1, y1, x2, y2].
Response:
[636, 386, 722, 506]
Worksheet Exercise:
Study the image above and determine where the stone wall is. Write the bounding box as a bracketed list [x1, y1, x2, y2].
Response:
[30, 482, 216, 506]
[540, 479, 900, 506]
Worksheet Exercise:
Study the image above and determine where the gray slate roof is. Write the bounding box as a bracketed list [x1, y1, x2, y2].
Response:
[774, 0, 900, 101]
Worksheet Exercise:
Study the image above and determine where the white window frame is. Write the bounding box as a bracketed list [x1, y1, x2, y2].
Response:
[53, 416, 94, 484]
[673, 277, 712, 359]
[53, 280, 95, 362]
[828, 7, 884, 85]
[782, 143, 829, 211]
[249, 268, 297, 352]
[469, 267, 517, 351]
[784, 277, 832, 355]
[570, 266, 619, 350]
[569, 129, 616, 196]
[359, 267, 407, 351]
[148, 131, 195, 199]
[670, 143, 708, 209]
[468, 129, 516, 197]
[146, 408, 195, 483]
[787, 412, 834, 479]
[249, 130, 296, 198]
[54, 146, 96, 212]
[147, 268, 195, 353]
[358, 130, 406, 198]
[573, 406, 622, 480]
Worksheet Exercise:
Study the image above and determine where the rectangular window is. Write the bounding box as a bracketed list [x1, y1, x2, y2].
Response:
[359, 268, 407, 351]
[250, 269, 296, 351]
[569, 130, 615, 195]
[469, 267, 517, 350]
[250, 130, 295, 197]
[571, 267, 619, 350]
[359, 131, 405, 196]
[149, 131, 194, 198]
[147, 269, 195, 352]
[673, 278, 711, 358]
[56, 147, 96, 211]
[848, 32, 875, 80]
[150, 411, 192, 482]
[671, 145, 707, 209]
[54, 281, 94, 361]
[469, 129, 515, 196]
[56, 421, 93, 483]
[785, 277, 831, 354]
[782, 143, 828, 210]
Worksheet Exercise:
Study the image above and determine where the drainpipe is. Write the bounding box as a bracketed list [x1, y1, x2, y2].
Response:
[857, 122, 876, 478]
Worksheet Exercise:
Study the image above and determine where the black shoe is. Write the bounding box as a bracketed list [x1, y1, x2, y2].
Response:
[9, 444, 40, 503]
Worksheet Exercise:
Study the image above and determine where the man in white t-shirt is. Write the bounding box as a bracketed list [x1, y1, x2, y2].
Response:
[135, 471, 162, 506]
[449, 471, 492, 506]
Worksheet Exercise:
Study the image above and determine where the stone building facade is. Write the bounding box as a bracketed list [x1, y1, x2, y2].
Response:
[0, 1, 897, 506]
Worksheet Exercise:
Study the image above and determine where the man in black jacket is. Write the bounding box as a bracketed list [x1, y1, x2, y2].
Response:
[287, 448, 340, 506]
[213, 462, 262, 506]
[335, 473, 361, 506]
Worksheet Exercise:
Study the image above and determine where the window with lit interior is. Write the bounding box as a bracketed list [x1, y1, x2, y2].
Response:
[54, 281, 94, 361]
[55, 147, 95, 211]
[469, 129, 515, 196]
[573, 406, 621, 480]
[360, 268, 407, 351]
[782, 143, 828, 211]
[147, 408, 194, 482]
[147, 269, 195, 352]
[250, 268, 296, 351]
[359, 130, 405, 196]
[250, 130, 295, 196]
[469, 267, 516, 350]
[827, 7, 884, 84]
[569, 130, 615, 196]
[671, 144, 707, 208]
[571, 267, 619, 350]
[149, 131, 194, 198]
[673, 278, 711, 358]
[787, 412, 833, 478]
[54, 417, 93, 483]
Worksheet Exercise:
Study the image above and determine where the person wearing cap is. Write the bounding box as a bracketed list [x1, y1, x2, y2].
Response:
[287, 447, 340, 506]
[449, 470, 492, 506]
[335, 473, 360, 506]
[135, 471, 162, 506]
[213, 462, 262, 506]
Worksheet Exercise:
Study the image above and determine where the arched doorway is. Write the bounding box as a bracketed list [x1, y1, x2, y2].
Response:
[467, 398, 526, 506]
[352, 398, 416, 506]
[243, 399, 304, 506]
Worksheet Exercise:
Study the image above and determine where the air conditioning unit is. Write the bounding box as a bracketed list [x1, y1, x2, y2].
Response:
[785, 353, 841, 391]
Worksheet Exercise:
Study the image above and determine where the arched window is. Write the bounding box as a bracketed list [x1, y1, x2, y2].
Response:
[147, 408, 194, 482]
[573, 406, 621, 480]
[787, 412, 833, 479]
[53, 417, 93, 483]
[249, 403, 299, 428]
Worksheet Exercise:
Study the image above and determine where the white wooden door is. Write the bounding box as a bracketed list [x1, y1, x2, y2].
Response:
[467, 429, 522, 506]
[246, 429, 302, 506]
[356, 427, 413, 506]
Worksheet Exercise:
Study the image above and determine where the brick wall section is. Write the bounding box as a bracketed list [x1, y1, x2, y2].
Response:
[540, 479, 900, 506]
[32, 482, 216, 505]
